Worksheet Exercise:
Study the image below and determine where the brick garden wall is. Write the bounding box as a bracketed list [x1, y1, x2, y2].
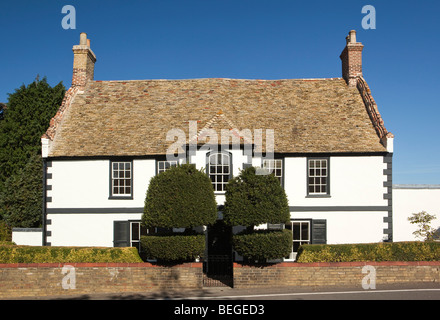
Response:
[233, 261, 440, 288]
[0, 261, 439, 298]
[0, 262, 203, 298]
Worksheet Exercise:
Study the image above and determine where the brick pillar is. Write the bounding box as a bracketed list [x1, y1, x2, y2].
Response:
[340, 30, 364, 87]
[71, 33, 96, 89]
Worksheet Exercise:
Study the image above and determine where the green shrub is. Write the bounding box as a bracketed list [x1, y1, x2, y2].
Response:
[140, 233, 205, 262]
[223, 167, 289, 227]
[0, 245, 142, 263]
[232, 229, 292, 262]
[0, 221, 12, 242]
[143, 164, 217, 229]
[295, 241, 440, 263]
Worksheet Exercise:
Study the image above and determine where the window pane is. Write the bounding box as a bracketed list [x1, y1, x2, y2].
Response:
[132, 223, 140, 241]
[292, 223, 301, 240]
[301, 223, 309, 240]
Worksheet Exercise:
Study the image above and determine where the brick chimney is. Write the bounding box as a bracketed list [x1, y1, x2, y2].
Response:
[340, 30, 363, 87]
[71, 33, 96, 89]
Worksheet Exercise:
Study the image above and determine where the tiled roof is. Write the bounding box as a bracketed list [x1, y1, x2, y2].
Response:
[46, 77, 387, 157]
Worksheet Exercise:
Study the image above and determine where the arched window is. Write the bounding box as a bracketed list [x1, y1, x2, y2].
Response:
[208, 152, 231, 192]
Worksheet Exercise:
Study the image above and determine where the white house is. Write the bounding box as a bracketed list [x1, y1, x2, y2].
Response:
[40, 30, 394, 262]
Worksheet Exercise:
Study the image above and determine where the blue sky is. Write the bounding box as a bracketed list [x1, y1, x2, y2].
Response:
[1, 0, 439, 184]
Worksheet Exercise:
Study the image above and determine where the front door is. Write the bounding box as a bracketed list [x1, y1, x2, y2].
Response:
[204, 220, 233, 287]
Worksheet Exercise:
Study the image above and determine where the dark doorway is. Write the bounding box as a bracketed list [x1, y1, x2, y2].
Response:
[203, 220, 233, 287]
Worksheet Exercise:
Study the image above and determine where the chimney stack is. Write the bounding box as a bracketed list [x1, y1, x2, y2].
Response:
[72, 32, 96, 89]
[340, 30, 363, 87]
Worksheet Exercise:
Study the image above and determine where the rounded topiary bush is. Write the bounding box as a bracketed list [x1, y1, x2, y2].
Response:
[142, 163, 217, 229]
[223, 166, 289, 227]
[233, 229, 292, 262]
[223, 166, 291, 262]
[142, 164, 216, 262]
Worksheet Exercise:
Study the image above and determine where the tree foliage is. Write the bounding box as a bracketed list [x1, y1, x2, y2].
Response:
[0, 77, 65, 228]
[0, 77, 65, 187]
[0, 153, 43, 228]
[142, 163, 217, 229]
[141, 163, 217, 262]
[408, 211, 438, 241]
[223, 166, 290, 227]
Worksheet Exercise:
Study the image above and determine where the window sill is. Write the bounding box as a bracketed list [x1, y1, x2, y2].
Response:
[305, 194, 331, 198]
[108, 196, 134, 200]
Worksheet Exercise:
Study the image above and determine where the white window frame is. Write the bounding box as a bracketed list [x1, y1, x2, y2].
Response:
[157, 160, 177, 174]
[110, 161, 133, 198]
[285, 220, 311, 261]
[307, 158, 329, 195]
[208, 152, 231, 193]
[262, 159, 283, 184]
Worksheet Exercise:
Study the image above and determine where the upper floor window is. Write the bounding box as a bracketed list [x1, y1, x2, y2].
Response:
[110, 161, 133, 198]
[157, 160, 177, 174]
[208, 152, 231, 193]
[262, 159, 283, 184]
[307, 158, 329, 195]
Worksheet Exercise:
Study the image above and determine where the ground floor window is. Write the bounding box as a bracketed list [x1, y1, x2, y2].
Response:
[113, 220, 146, 252]
[285, 220, 311, 260]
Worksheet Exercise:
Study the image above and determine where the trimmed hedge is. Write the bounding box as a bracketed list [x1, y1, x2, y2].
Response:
[296, 241, 440, 263]
[223, 167, 290, 227]
[140, 233, 205, 262]
[0, 245, 143, 263]
[143, 164, 217, 229]
[232, 229, 292, 262]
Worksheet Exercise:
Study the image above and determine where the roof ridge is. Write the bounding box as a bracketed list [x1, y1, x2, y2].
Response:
[92, 77, 344, 83]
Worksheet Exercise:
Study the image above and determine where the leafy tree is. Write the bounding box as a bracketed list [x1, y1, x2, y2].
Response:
[408, 211, 438, 241]
[0, 77, 65, 227]
[0, 153, 43, 228]
[0, 103, 5, 121]
[0, 77, 65, 188]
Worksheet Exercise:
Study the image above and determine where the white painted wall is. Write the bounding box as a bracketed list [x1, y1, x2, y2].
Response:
[284, 156, 387, 207]
[47, 159, 155, 208]
[47, 213, 142, 247]
[289, 211, 387, 244]
[45, 153, 389, 247]
[393, 186, 440, 241]
[12, 229, 43, 246]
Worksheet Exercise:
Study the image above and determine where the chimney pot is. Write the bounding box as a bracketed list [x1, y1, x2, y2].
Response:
[79, 32, 87, 45]
[349, 30, 357, 43]
[87, 39, 91, 48]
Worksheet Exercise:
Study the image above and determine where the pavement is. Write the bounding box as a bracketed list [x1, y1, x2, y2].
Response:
[6, 282, 440, 300]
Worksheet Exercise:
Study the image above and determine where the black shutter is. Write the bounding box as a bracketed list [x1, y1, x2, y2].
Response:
[113, 221, 129, 247]
[311, 219, 327, 244]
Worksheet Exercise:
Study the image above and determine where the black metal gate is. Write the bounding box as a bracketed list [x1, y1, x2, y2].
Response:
[203, 221, 233, 287]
